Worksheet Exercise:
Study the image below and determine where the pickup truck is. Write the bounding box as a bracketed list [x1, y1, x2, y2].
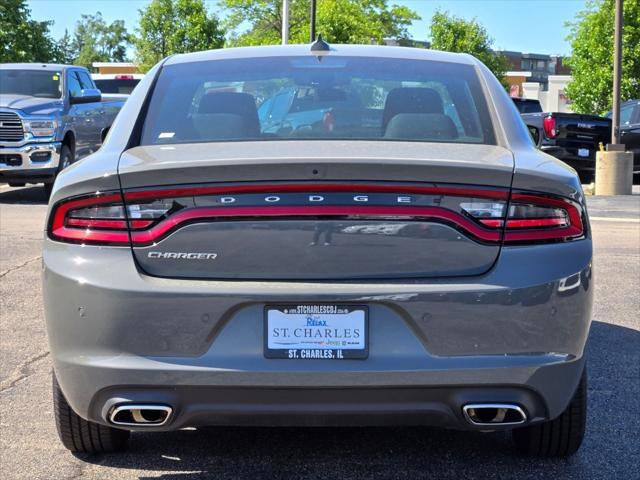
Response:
[512, 98, 611, 182]
[0, 63, 126, 193]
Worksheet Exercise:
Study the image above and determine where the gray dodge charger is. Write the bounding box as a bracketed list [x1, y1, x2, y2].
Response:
[43, 43, 592, 457]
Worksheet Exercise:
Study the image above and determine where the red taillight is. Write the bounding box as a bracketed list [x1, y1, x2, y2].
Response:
[476, 193, 584, 242]
[47, 185, 584, 246]
[48, 192, 129, 245]
[115, 74, 134, 80]
[47, 191, 173, 245]
[543, 115, 557, 139]
[502, 193, 584, 242]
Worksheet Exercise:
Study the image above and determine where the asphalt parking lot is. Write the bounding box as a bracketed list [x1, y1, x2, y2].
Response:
[0, 185, 638, 480]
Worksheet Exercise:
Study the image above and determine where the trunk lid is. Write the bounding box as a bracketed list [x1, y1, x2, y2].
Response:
[118, 141, 513, 280]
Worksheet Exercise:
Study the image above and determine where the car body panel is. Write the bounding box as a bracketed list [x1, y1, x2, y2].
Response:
[44, 236, 592, 426]
[43, 45, 593, 432]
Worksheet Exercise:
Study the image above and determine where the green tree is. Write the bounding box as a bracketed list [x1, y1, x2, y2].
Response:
[429, 10, 508, 83]
[134, 0, 225, 72]
[221, 0, 419, 47]
[52, 29, 75, 64]
[72, 13, 131, 68]
[0, 0, 56, 62]
[564, 0, 640, 115]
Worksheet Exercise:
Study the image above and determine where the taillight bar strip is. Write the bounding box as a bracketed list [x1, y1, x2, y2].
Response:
[66, 218, 128, 229]
[505, 218, 568, 228]
[128, 205, 502, 246]
[51, 226, 130, 245]
[123, 183, 510, 201]
[479, 218, 569, 229]
[48, 185, 586, 246]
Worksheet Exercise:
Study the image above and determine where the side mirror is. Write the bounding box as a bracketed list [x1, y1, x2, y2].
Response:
[527, 125, 541, 146]
[70, 88, 101, 104]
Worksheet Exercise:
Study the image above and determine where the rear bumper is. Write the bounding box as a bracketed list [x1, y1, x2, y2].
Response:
[0, 142, 60, 184]
[43, 238, 593, 430]
[91, 357, 584, 430]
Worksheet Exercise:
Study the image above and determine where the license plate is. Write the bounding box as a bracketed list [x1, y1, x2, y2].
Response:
[264, 304, 368, 359]
[578, 148, 590, 157]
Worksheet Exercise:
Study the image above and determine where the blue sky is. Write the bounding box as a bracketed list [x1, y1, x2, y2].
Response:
[28, 0, 587, 55]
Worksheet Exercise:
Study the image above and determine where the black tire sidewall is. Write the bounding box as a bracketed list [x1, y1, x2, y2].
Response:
[58, 145, 73, 174]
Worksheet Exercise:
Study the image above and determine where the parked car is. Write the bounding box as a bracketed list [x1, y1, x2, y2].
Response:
[92, 73, 143, 96]
[512, 98, 611, 183]
[0, 63, 126, 193]
[605, 99, 640, 180]
[44, 44, 592, 458]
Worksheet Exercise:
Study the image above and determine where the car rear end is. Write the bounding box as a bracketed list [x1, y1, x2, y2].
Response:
[523, 111, 611, 181]
[43, 45, 593, 455]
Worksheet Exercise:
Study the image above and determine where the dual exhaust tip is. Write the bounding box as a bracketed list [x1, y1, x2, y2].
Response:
[109, 404, 172, 427]
[108, 402, 526, 428]
[462, 403, 527, 426]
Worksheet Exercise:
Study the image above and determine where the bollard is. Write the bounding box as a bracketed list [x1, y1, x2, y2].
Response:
[595, 150, 633, 195]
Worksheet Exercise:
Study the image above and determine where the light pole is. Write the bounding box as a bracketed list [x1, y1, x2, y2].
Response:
[595, 0, 633, 194]
[282, 0, 289, 45]
[611, 0, 623, 145]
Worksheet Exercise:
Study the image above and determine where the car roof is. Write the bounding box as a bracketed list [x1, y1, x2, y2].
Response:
[0, 63, 75, 71]
[165, 44, 478, 67]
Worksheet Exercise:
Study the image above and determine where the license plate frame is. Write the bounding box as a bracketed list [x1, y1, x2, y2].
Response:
[264, 304, 369, 360]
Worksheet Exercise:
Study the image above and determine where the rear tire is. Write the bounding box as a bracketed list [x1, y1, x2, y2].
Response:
[58, 144, 74, 171]
[512, 368, 587, 457]
[53, 374, 130, 453]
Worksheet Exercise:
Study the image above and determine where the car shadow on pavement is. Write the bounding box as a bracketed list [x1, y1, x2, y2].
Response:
[74, 320, 639, 480]
[0, 186, 49, 205]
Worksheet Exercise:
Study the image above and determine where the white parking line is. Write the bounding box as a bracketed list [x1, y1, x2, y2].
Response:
[590, 216, 640, 223]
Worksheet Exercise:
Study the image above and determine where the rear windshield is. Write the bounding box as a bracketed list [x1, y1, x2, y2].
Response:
[141, 56, 495, 146]
[513, 99, 543, 114]
[94, 79, 140, 94]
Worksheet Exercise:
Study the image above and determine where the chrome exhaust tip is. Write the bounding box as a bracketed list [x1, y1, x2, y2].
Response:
[109, 404, 172, 427]
[462, 403, 527, 426]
